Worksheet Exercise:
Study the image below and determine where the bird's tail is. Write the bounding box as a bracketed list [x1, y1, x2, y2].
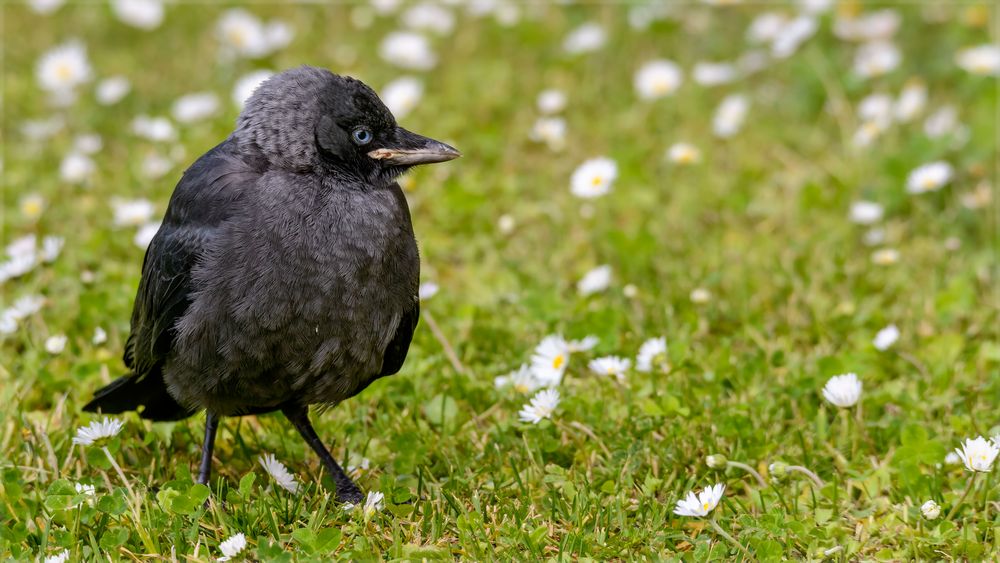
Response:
[82, 367, 196, 422]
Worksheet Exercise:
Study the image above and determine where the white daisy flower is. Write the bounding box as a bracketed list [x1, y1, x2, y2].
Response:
[689, 287, 712, 304]
[497, 214, 516, 234]
[371, 0, 402, 15]
[258, 453, 299, 493]
[75, 482, 97, 496]
[536, 89, 566, 114]
[921, 500, 941, 520]
[381, 77, 423, 119]
[636, 337, 667, 372]
[217, 9, 292, 58]
[955, 44, 1000, 76]
[563, 22, 605, 54]
[673, 483, 725, 517]
[45, 335, 67, 354]
[232, 70, 273, 107]
[945, 451, 962, 465]
[74, 133, 103, 155]
[401, 3, 454, 35]
[418, 281, 439, 300]
[906, 161, 953, 194]
[172, 92, 220, 124]
[131, 115, 177, 142]
[217, 532, 246, 562]
[92, 327, 108, 346]
[7, 295, 46, 320]
[871, 248, 899, 265]
[60, 152, 95, 184]
[577, 265, 611, 296]
[954, 436, 999, 473]
[746, 12, 787, 43]
[570, 157, 617, 199]
[567, 335, 599, 353]
[111, 0, 164, 30]
[853, 41, 901, 78]
[634, 60, 683, 100]
[530, 335, 571, 387]
[141, 152, 173, 180]
[72, 417, 124, 446]
[20, 194, 45, 220]
[379, 31, 436, 71]
[667, 142, 701, 165]
[43, 550, 70, 563]
[834, 10, 900, 42]
[872, 324, 899, 351]
[112, 198, 155, 227]
[771, 16, 817, 59]
[923, 106, 959, 139]
[362, 491, 384, 517]
[134, 222, 161, 250]
[693, 61, 737, 86]
[821, 373, 862, 408]
[95, 76, 131, 105]
[849, 201, 883, 225]
[588, 356, 631, 381]
[799, 0, 833, 14]
[21, 116, 65, 141]
[529, 117, 567, 151]
[36, 41, 92, 95]
[712, 94, 749, 138]
[29, 0, 64, 14]
[895, 80, 927, 122]
[858, 93, 894, 128]
[518, 388, 560, 424]
[40, 236, 64, 263]
[495, 364, 542, 394]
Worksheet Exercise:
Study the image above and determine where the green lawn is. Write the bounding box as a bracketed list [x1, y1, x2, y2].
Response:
[2, 1, 998, 560]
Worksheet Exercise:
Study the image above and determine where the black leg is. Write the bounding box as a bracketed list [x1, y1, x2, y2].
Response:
[196, 412, 219, 486]
[281, 403, 363, 503]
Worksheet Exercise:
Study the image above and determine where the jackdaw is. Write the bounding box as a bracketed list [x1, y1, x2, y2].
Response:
[83, 66, 459, 503]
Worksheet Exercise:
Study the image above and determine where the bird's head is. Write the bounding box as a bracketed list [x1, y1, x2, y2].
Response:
[235, 66, 459, 186]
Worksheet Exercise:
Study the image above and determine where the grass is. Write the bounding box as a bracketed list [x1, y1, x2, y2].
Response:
[2, 2, 998, 561]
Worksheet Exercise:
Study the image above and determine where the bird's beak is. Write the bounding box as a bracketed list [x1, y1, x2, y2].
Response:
[368, 127, 461, 166]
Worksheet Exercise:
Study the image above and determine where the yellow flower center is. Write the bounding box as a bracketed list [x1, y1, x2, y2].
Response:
[921, 176, 937, 189]
[652, 77, 671, 94]
[591, 176, 603, 187]
[552, 354, 565, 370]
[21, 201, 42, 218]
[703, 502, 711, 510]
[55, 63, 73, 81]
[228, 29, 247, 47]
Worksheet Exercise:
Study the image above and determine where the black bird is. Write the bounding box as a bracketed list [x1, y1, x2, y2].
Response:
[83, 66, 459, 503]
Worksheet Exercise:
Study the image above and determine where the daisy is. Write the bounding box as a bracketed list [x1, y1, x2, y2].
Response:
[577, 265, 611, 296]
[232, 70, 273, 107]
[131, 115, 176, 142]
[20, 194, 45, 220]
[871, 248, 899, 265]
[111, 0, 164, 30]
[906, 161, 953, 194]
[74, 133, 103, 154]
[857, 93, 894, 128]
[217, 9, 291, 59]
[945, 451, 961, 465]
[689, 288, 712, 304]
[401, 3, 454, 35]
[923, 106, 959, 139]
[497, 214, 516, 234]
[673, 483, 725, 517]
[379, 31, 436, 71]
[29, 0, 64, 14]
[563, 22, 605, 54]
[217, 532, 246, 562]
[172, 92, 220, 124]
[872, 324, 899, 351]
[362, 491, 385, 517]
[75, 482, 97, 496]
[853, 41, 901, 78]
[636, 337, 667, 372]
[588, 356, 630, 381]
[821, 373, 862, 408]
[381, 77, 423, 119]
[530, 335, 570, 387]
[667, 142, 701, 165]
[693, 61, 737, 86]
[45, 335, 67, 354]
[833, 10, 900, 42]
[712, 94, 748, 138]
[112, 198, 155, 227]
[771, 16, 817, 59]
[529, 117, 567, 151]
[40, 236, 64, 263]
[92, 327, 108, 345]
[518, 389, 560, 424]
[955, 45, 1000, 76]
[95, 76, 131, 105]
[895, 80, 927, 122]
[570, 157, 617, 199]
[418, 281, 439, 300]
[921, 500, 941, 520]
[60, 152, 95, 184]
[21, 116, 65, 141]
[494, 364, 542, 394]
[536, 89, 566, 114]
[134, 222, 161, 249]
[43, 550, 70, 563]
[258, 453, 299, 493]
[634, 60, 682, 100]
[72, 417, 124, 446]
[954, 436, 999, 472]
[141, 152, 173, 180]
[36, 41, 92, 95]
[849, 201, 883, 225]
[746, 12, 787, 43]
[567, 335, 599, 353]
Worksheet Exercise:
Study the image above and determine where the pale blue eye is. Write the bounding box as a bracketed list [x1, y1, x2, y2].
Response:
[352, 128, 372, 145]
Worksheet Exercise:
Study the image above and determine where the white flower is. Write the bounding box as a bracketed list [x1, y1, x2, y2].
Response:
[667, 142, 701, 165]
[895, 80, 927, 122]
[634, 60, 683, 100]
[232, 70, 273, 107]
[689, 288, 712, 304]
[362, 491, 384, 517]
[401, 3, 454, 35]
[906, 161, 953, 194]
[21, 116, 65, 141]
[858, 93, 894, 128]
[134, 222, 161, 249]
[536, 89, 566, 114]
[834, 10, 900, 42]
[954, 436, 999, 472]
[418, 281, 439, 300]
[141, 152, 173, 180]
[36, 41, 92, 95]
[567, 335, 599, 353]
[854, 41, 901, 78]
[7, 295, 46, 320]
[771, 16, 817, 59]
[945, 451, 962, 465]
[636, 337, 667, 372]
[529, 117, 567, 151]
[258, 453, 299, 493]
[871, 248, 899, 265]
[693, 62, 737, 86]
[75, 482, 96, 496]
[95, 76, 131, 105]
[379, 31, 436, 70]
[518, 389, 560, 424]
[43, 550, 70, 563]
[45, 335, 67, 354]
[217, 9, 292, 58]
[956, 44, 1000, 76]
[673, 483, 725, 517]
[72, 417, 124, 446]
[577, 265, 611, 296]
[873, 324, 899, 351]
[822, 373, 862, 408]
[497, 214, 516, 234]
[40, 236, 64, 263]
[20, 194, 45, 220]
[92, 327, 108, 346]
[530, 335, 571, 387]
[111, 0, 164, 30]
[113, 199, 155, 227]
[589, 356, 630, 381]
[747, 12, 787, 43]
[563, 22, 605, 54]
[495, 364, 542, 394]
[570, 157, 617, 199]
[29, 0, 64, 14]
[799, 0, 833, 14]
[371, 0, 402, 15]
[381, 77, 423, 119]
[924, 106, 959, 139]
[217, 532, 246, 562]
[60, 152, 95, 184]
[849, 201, 883, 225]
[74, 133, 103, 155]
[921, 500, 941, 520]
[172, 92, 220, 124]
[713, 94, 749, 138]
[131, 115, 176, 142]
